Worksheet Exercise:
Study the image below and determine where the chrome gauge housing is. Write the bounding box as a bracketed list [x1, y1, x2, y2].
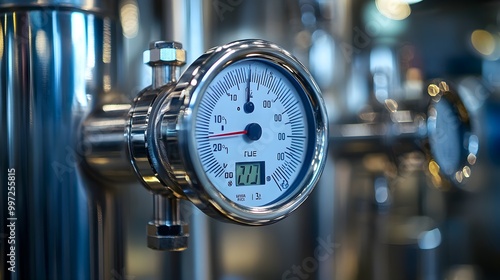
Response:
[160, 39, 328, 225]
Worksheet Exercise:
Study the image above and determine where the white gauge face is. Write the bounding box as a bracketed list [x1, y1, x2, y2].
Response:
[194, 59, 313, 208]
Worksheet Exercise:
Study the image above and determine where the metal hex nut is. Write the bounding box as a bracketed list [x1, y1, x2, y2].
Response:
[147, 222, 189, 236]
[143, 41, 186, 66]
[147, 222, 189, 251]
[147, 235, 188, 251]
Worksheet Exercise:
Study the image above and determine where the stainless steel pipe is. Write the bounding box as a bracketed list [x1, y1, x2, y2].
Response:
[0, 1, 125, 278]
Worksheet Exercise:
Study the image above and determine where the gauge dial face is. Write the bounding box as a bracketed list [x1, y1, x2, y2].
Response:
[193, 59, 313, 208]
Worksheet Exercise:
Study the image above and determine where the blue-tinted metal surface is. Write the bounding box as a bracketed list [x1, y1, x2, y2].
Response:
[0, 8, 122, 279]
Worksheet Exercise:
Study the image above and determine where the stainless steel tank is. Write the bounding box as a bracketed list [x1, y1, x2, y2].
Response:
[0, 1, 126, 279]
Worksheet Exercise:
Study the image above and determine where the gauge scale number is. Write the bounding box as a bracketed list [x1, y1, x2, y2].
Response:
[195, 60, 311, 207]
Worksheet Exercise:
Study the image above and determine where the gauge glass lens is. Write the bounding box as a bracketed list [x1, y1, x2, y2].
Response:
[429, 98, 462, 176]
[194, 59, 312, 207]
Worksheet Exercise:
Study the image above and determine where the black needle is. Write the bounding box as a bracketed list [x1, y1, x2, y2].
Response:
[243, 65, 254, 113]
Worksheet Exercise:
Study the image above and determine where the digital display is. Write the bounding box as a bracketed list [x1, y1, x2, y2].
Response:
[236, 161, 265, 186]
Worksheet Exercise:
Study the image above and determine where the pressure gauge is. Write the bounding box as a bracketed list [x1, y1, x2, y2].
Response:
[86, 40, 326, 249]
[157, 40, 328, 225]
[425, 80, 478, 188]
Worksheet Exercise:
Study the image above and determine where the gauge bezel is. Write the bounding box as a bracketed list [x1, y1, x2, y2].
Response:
[424, 80, 478, 189]
[176, 39, 328, 225]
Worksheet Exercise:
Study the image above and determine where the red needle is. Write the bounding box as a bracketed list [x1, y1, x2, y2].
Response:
[208, 130, 247, 138]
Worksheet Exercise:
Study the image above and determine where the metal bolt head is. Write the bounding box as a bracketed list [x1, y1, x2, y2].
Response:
[147, 222, 189, 251]
[143, 41, 186, 66]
